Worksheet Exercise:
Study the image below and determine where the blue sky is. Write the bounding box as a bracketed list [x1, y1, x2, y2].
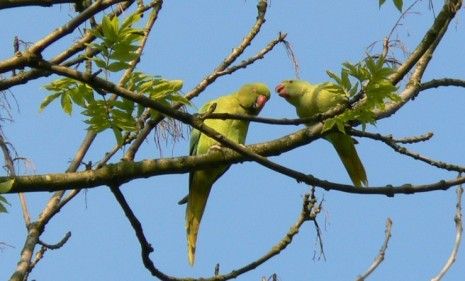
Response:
[1, 1, 465, 280]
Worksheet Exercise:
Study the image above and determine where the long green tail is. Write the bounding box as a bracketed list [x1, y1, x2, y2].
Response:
[186, 167, 227, 265]
[186, 171, 211, 266]
[325, 132, 368, 187]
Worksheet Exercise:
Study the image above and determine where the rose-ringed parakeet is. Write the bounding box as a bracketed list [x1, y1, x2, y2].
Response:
[186, 83, 271, 265]
[275, 80, 367, 187]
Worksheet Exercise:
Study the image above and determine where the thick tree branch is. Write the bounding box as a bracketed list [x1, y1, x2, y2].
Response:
[0, 0, 74, 9]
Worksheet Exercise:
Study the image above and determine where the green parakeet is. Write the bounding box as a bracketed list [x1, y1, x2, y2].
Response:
[275, 80, 368, 187]
[186, 83, 271, 265]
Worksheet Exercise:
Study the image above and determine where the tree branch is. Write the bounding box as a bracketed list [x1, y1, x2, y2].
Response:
[350, 129, 465, 173]
[388, 0, 462, 85]
[0, 0, 138, 91]
[420, 78, 465, 91]
[0, 0, 127, 74]
[356, 218, 393, 281]
[109, 184, 176, 280]
[431, 185, 463, 281]
[0, 0, 74, 9]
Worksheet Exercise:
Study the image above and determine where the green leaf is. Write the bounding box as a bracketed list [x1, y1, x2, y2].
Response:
[107, 61, 130, 72]
[39, 92, 62, 112]
[341, 70, 351, 90]
[0, 179, 14, 193]
[379, 0, 387, 7]
[61, 93, 73, 115]
[393, 0, 403, 11]
[112, 126, 124, 145]
[120, 12, 142, 33]
[101, 15, 118, 45]
[0, 198, 8, 213]
[322, 118, 336, 133]
[94, 58, 108, 69]
[326, 70, 342, 84]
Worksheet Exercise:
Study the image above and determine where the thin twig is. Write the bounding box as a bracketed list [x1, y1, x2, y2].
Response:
[0, 133, 30, 226]
[351, 129, 465, 173]
[431, 184, 463, 281]
[109, 184, 176, 281]
[388, 0, 462, 85]
[38, 232, 72, 250]
[356, 218, 393, 281]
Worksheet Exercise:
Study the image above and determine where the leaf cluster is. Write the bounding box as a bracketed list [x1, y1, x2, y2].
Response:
[323, 57, 400, 132]
[89, 13, 144, 72]
[40, 13, 188, 145]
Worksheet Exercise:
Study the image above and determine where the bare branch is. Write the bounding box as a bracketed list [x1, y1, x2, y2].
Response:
[0, 0, 74, 9]
[420, 78, 465, 91]
[206, 193, 318, 281]
[351, 129, 465, 173]
[184, 0, 269, 101]
[388, 0, 462, 85]
[109, 185, 177, 280]
[431, 185, 463, 281]
[38, 231, 72, 250]
[0, 132, 31, 226]
[216, 32, 287, 76]
[356, 218, 393, 281]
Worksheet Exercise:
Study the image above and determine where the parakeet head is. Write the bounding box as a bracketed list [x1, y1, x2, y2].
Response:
[275, 80, 311, 105]
[237, 83, 271, 115]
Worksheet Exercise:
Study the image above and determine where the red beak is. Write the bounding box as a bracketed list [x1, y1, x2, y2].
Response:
[255, 94, 269, 109]
[275, 84, 289, 98]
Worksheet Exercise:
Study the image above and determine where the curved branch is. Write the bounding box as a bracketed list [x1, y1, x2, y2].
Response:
[350, 129, 465, 173]
[116, 189, 317, 281]
[356, 218, 393, 281]
[431, 185, 463, 281]
[38, 231, 72, 250]
[420, 78, 465, 91]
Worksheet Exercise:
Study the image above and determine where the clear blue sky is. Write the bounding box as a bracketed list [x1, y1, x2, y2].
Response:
[1, 1, 465, 280]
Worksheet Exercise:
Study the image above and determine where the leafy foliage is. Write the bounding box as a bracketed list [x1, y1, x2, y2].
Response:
[41, 78, 94, 115]
[41, 13, 189, 145]
[41, 74, 186, 145]
[322, 57, 400, 132]
[379, 0, 403, 12]
[88, 13, 144, 73]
